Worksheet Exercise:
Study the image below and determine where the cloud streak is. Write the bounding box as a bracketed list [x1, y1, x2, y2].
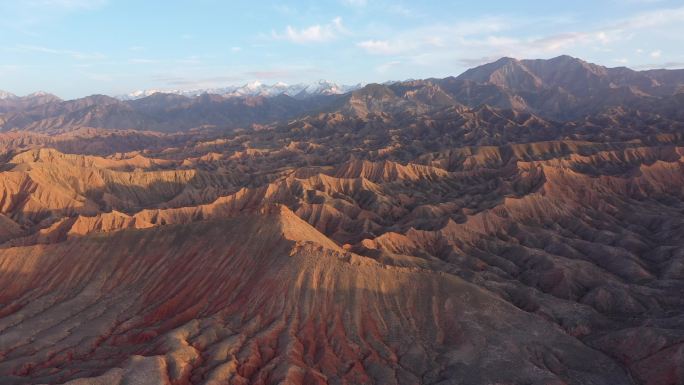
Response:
[272, 17, 345, 43]
[14, 44, 105, 60]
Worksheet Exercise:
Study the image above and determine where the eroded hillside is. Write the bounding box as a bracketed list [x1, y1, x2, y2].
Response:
[0, 56, 683, 385]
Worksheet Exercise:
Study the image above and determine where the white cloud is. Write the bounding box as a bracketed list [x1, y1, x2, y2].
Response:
[650, 50, 662, 58]
[356, 16, 513, 57]
[231, 47, 242, 52]
[356, 17, 510, 58]
[509, 7, 683, 57]
[273, 17, 345, 44]
[524, 30, 618, 53]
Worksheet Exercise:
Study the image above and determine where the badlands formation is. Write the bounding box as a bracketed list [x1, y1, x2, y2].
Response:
[0, 57, 683, 384]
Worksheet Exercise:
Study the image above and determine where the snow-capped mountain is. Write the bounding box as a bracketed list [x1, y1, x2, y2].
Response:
[25, 91, 53, 98]
[120, 89, 174, 100]
[117, 80, 362, 100]
[0, 91, 58, 100]
[301, 80, 361, 96]
[0, 90, 17, 100]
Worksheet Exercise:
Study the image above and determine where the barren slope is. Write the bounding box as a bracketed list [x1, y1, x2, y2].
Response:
[1, 56, 684, 385]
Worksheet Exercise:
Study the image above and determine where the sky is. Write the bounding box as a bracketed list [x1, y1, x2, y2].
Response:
[1, 0, 683, 99]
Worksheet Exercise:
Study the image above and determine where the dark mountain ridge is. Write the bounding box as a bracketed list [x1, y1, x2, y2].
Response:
[1, 55, 683, 133]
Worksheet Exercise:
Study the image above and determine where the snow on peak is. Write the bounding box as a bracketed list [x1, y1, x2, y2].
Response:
[0, 90, 17, 100]
[27, 91, 51, 97]
[118, 89, 178, 100]
[303, 80, 361, 96]
[245, 81, 263, 90]
[0, 90, 60, 101]
[117, 80, 362, 100]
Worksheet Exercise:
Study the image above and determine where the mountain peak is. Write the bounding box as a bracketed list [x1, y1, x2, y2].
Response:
[494, 56, 520, 65]
[27, 91, 50, 97]
[117, 80, 361, 101]
[457, 56, 542, 92]
[549, 54, 581, 62]
[0, 90, 61, 101]
[0, 90, 18, 100]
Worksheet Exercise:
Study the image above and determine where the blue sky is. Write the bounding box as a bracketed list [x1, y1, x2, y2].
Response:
[1, 0, 683, 99]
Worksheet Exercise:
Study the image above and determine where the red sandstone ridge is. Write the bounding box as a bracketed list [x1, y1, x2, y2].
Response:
[0, 56, 683, 385]
[0, 209, 632, 385]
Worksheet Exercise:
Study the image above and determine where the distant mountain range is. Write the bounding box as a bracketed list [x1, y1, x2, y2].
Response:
[116, 80, 363, 100]
[0, 91, 63, 114]
[1, 55, 683, 133]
